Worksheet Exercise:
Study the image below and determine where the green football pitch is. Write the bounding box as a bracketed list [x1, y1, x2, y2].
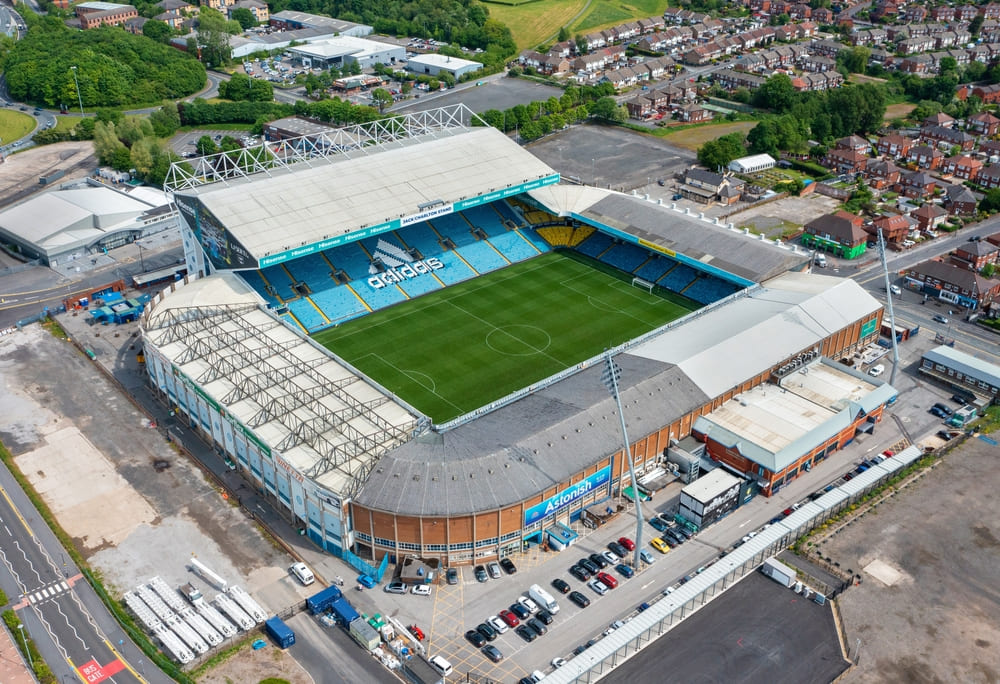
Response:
[312, 252, 699, 423]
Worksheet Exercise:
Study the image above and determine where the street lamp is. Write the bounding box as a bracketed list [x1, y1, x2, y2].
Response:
[70, 66, 84, 116]
[17, 624, 32, 668]
[602, 353, 643, 571]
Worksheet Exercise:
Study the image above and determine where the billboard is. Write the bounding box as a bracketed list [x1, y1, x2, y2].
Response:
[175, 195, 257, 271]
[524, 466, 611, 526]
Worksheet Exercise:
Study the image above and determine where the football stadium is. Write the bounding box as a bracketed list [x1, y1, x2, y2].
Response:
[142, 105, 886, 569]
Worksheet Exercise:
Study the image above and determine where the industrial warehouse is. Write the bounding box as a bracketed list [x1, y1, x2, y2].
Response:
[142, 105, 891, 573]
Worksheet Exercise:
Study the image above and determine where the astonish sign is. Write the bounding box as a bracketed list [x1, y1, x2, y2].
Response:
[524, 466, 612, 526]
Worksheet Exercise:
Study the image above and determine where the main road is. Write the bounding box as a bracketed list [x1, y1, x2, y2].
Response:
[0, 465, 170, 683]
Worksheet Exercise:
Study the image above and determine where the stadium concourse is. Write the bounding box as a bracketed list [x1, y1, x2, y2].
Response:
[143, 105, 887, 569]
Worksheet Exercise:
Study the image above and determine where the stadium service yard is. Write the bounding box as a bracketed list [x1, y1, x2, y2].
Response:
[313, 252, 698, 422]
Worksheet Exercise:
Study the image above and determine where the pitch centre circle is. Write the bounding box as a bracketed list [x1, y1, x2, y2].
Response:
[485, 325, 552, 356]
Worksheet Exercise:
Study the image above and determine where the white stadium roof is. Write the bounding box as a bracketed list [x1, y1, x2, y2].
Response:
[141, 273, 419, 498]
[174, 125, 553, 261]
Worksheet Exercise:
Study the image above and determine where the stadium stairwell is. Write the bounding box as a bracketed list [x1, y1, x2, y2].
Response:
[634, 255, 657, 275]
[345, 284, 373, 312]
[484, 240, 511, 265]
[512, 229, 543, 254]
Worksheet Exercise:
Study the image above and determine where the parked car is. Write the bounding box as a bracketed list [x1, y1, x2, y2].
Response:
[616, 563, 634, 578]
[552, 657, 567, 668]
[650, 537, 670, 553]
[535, 609, 554, 625]
[474, 565, 488, 583]
[930, 405, 949, 418]
[517, 596, 539, 614]
[498, 609, 520, 628]
[476, 622, 498, 642]
[408, 624, 425, 641]
[639, 549, 655, 565]
[649, 516, 670, 532]
[618, 537, 635, 551]
[569, 565, 591, 582]
[868, 364, 885, 377]
[510, 602, 531, 620]
[527, 617, 548, 636]
[673, 524, 694, 540]
[384, 581, 407, 594]
[465, 629, 486, 647]
[951, 394, 970, 404]
[411, 584, 432, 596]
[608, 541, 628, 558]
[482, 644, 504, 663]
[587, 579, 609, 595]
[488, 615, 509, 634]
[499, 558, 517, 575]
[579, 558, 600, 575]
[487, 561, 503, 579]
[568, 591, 590, 608]
[596, 572, 618, 589]
[588, 553, 609, 569]
[446, 568, 459, 585]
[601, 550, 620, 565]
[516, 625, 537, 642]
[932, 402, 953, 416]
[933, 315, 949, 324]
[551, 578, 571, 594]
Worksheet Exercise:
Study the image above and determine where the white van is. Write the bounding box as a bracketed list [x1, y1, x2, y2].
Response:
[289, 562, 315, 586]
[814, 254, 827, 268]
[428, 655, 453, 677]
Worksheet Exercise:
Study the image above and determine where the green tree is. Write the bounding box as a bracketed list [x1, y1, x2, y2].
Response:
[981, 263, 996, 277]
[370, 87, 392, 113]
[196, 8, 232, 67]
[753, 74, 796, 113]
[980, 188, 1000, 213]
[697, 132, 745, 170]
[839, 46, 870, 74]
[589, 96, 625, 122]
[231, 7, 256, 30]
[196, 134, 217, 156]
[149, 101, 181, 137]
[970, 14, 984, 36]
[142, 19, 172, 43]
[558, 26, 570, 42]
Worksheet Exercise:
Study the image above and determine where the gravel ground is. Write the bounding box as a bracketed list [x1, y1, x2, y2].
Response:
[820, 435, 1000, 684]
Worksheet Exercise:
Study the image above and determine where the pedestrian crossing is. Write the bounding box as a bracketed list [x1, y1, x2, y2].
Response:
[27, 581, 70, 604]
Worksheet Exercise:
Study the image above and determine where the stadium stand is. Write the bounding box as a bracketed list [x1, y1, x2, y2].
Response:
[397, 224, 441, 259]
[327, 243, 374, 282]
[658, 262, 698, 293]
[286, 297, 328, 331]
[461, 205, 507, 237]
[239, 270, 282, 307]
[681, 276, 742, 305]
[633, 256, 676, 284]
[429, 214, 477, 247]
[493, 200, 524, 228]
[397, 273, 444, 299]
[432, 250, 478, 285]
[601, 242, 650, 273]
[568, 226, 594, 246]
[457, 240, 510, 274]
[310, 285, 370, 322]
[575, 231, 615, 259]
[536, 226, 573, 246]
[356, 280, 409, 310]
[489, 231, 545, 262]
[519, 228, 552, 253]
[285, 253, 335, 288]
[259, 265, 297, 301]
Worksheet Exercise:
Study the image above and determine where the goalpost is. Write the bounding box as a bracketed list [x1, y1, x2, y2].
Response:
[631, 277, 655, 294]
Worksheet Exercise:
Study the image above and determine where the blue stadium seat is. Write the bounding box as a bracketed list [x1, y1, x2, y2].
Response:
[326, 243, 373, 282]
[601, 243, 650, 273]
[430, 213, 477, 247]
[634, 257, 676, 283]
[311, 285, 369, 324]
[489, 231, 546, 262]
[575, 231, 614, 258]
[493, 200, 522, 227]
[658, 263, 698, 293]
[284, 253, 333, 287]
[286, 298, 326, 332]
[433, 251, 477, 285]
[398, 274, 444, 299]
[239, 271, 281, 307]
[520, 228, 552, 253]
[396, 225, 440, 257]
[259, 265, 296, 300]
[356, 281, 408, 310]
[457, 240, 509, 274]
[461, 205, 507, 237]
[683, 277, 742, 305]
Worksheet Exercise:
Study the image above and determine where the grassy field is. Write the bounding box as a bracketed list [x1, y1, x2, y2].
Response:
[487, 0, 667, 50]
[0, 109, 37, 143]
[661, 120, 757, 150]
[313, 252, 697, 422]
[884, 103, 916, 121]
[52, 116, 81, 134]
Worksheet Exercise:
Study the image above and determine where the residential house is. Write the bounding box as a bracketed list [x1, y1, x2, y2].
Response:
[876, 134, 915, 157]
[801, 54, 836, 72]
[924, 112, 955, 129]
[977, 165, 1000, 189]
[968, 111, 1000, 137]
[932, 5, 956, 21]
[912, 203, 949, 232]
[944, 184, 980, 216]
[951, 240, 999, 269]
[835, 135, 871, 154]
[678, 103, 713, 122]
[898, 36, 935, 55]
[679, 168, 744, 204]
[802, 211, 868, 258]
[898, 55, 933, 75]
[972, 84, 1000, 104]
[906, 259, 1000, 310]
[794, 71, 843, 91]
[957, 4, 978, 21]
[603, 65, 646, 89]
[922, 125, 975, 151]
[232, 0, 268, 23]
[907, 145, 945, 170]
[866, 159, 902, 189]
[868, 214, 910, 244]
[825, 148, 868, 174]
[155, 0, 192, 12]
[903, 4, 928, 22]
[813, 7, 833, 23]
[713, 68, 767, 91]
[809, 39, 846, 57]
[983, 2, 1000, 19]
[851, 28, 887, 45]
[942, 155, 983, 181]
[900, 171, 938, 198]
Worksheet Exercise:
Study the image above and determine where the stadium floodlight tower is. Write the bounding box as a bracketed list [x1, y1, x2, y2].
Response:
[601, 352, 643, 570]
[877, 227, 901, 386]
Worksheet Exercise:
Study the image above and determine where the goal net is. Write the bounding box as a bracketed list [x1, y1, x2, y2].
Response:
[631, 277, 655, 294]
